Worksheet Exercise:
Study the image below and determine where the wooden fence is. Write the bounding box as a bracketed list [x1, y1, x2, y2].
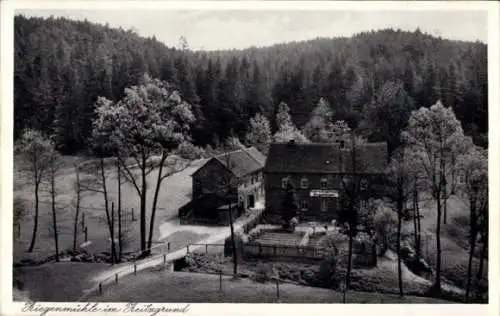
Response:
[242, 243, 326, 260]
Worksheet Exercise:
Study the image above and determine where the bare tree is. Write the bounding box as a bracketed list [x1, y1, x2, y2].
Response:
[337, 132, 368, 296]
[387, 148, 415, 297]
[15, 129, 53, 252]
[47, 149, 62, 262]
[79, 158, 118, 263]
[220, 137, 240, 277]
[457, 146, 487, 301]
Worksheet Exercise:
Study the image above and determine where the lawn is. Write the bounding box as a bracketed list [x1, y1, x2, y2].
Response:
[13, 155, 206, 264]
[14, 262, 110, 302]
[88, 269, 452, 303]
[407, 195, 488, 291]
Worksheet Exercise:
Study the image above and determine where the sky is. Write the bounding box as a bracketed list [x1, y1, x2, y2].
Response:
[17, 9, 488, 51]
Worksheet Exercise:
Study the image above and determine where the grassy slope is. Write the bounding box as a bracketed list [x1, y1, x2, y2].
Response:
[15, 262, 110, 302]
[88, 269, 452, 304]
[406, 195, 488, 290]
[13, 155, 205, 263]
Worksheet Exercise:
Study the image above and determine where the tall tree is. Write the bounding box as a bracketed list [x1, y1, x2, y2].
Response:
[303, 97, 334, 142]
[92, 74, 195, 255]
[245, 113, 272, 154]
[360, 80, 415, 155]
[15, 129, 54, 252]
[457, 146, 487, 301]
[386, 148, 414, 297]
[402, 101, 465, 294]
[220, 137, 241, 277]
[273, 102, 309, 143]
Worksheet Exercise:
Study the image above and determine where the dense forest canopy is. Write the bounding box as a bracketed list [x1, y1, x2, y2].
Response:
[14, 15, 488, 154]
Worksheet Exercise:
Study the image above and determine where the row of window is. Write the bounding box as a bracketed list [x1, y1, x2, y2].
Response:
[300, 199, 333, 212]
[282, 177, 368, 190]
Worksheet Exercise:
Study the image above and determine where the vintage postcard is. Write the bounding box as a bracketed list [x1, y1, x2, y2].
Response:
[1, 1, 498, 316]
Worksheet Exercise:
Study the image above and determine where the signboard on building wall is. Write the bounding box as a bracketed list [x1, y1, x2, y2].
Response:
[309, 190, 339, 198]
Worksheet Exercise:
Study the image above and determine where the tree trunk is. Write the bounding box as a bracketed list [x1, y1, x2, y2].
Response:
[147, 152, 167, 252]
[140, 156, 147, 255]
[475, 230, 488, 301]
[346, 224, 354, 291]
[73, 168, 81, 252]
[228, 201, 238, 276]
[465, 200, 477, 302]
[415, 189, 422, 258]
[397, 214, 403, 297]
[443, 195, 448, 225]
[28, 182, 40, 252]
[51, 171, 59, 262]
[433, 191, 442, 294]
[117, 162, 122, 261]
[397, 182, 404, 297]
[413, 190, 418, 251]
[100, 158, 116, 264]
[111, 202, 115, 262]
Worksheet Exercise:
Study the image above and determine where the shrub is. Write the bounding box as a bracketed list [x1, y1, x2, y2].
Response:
[317, 253, 340, 288]
[176, 141, 205, 160]
[254, 263, 276, 283]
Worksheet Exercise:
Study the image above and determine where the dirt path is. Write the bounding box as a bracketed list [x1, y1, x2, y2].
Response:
[78, 206, 264, 301]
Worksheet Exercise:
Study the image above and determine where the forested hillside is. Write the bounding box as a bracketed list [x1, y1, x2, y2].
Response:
[14, 15, 487, 154]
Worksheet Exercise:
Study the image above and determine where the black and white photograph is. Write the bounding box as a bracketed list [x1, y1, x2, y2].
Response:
[1, 0, 498, 312]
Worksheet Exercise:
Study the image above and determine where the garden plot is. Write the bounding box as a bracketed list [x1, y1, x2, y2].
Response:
[253, 231, 306, 247]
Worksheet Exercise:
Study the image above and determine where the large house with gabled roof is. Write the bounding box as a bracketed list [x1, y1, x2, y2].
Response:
[263, 140, 389, 223]
[179, 147, 266, 225]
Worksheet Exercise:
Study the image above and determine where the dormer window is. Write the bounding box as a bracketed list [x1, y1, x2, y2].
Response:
[300, 177, 309, 189]
[321, 178, 328, 189]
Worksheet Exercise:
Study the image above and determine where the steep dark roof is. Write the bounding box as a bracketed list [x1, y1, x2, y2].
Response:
[264, 142, 388, 174]
[193, 147, 266, 178]
[246, 147, 267, 166]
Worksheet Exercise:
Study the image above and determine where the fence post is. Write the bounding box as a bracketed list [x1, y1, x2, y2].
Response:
[219, 271, 222, 292]
[167, 242, 171, 252]
[134, 264, 137, 275]
[206, 244, 208, 253]
[276, 278, 280, 300]
[99, 283, 102, 294]
[115, 273, 118, 284]
[163, 254, 166, 264]
[187, 245, 190, 254]
[131, 208, 135, 221]
[84, 227, 88, 242]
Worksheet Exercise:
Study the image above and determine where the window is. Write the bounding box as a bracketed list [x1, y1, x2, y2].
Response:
[301, 200, 309, 211]
[321, 178, 328, 189]
[282, 177, 289, 189]
[300, 177, 309, 189]
[360, 179, 368, 191]
[458, 174, 466, 184]
[321, 199, 328, 212]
